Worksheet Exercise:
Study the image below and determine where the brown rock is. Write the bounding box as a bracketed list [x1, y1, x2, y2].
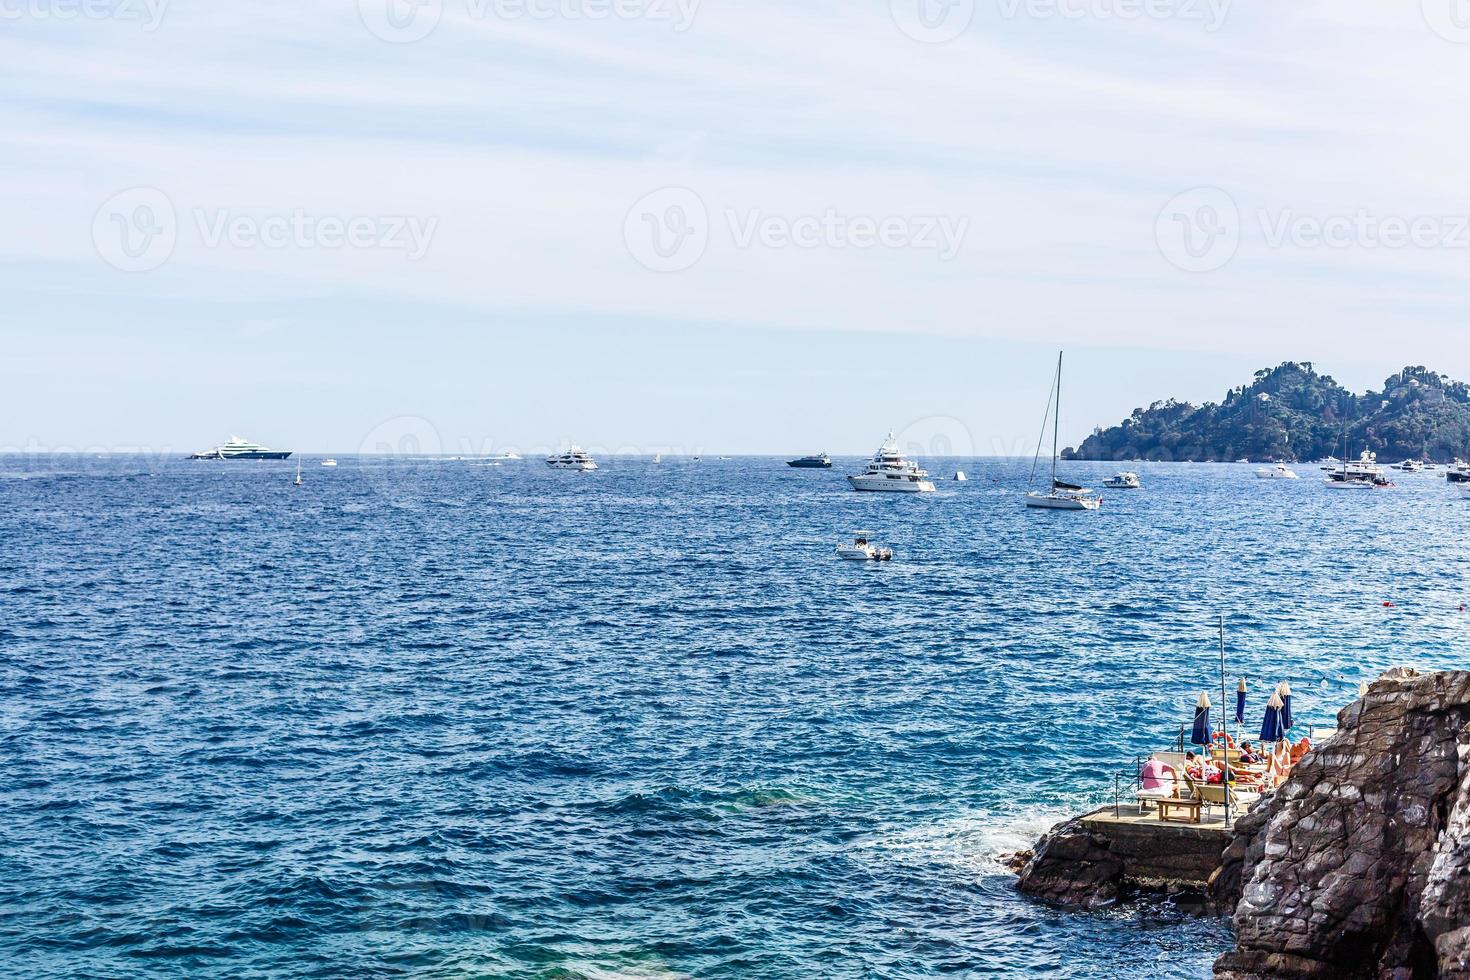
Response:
[1214, 668, 1470, 979]
[1015, 814, 1126, 909]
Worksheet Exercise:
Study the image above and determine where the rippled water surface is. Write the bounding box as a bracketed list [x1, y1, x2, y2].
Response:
[3, 455, 1466, 978]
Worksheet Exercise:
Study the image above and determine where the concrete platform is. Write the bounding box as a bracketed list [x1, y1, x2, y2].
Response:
[1084, 804, 1234, 836]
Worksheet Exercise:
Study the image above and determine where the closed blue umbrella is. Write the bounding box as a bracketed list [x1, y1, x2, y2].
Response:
[1191, 693, 1212, 746]
[1279, 681, 1294, 731]
[1260, 690, 1285, 744]
[1235, 677, 1247, 725]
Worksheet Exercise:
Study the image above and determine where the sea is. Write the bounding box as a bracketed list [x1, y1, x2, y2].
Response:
[2, 454, 1465, 979]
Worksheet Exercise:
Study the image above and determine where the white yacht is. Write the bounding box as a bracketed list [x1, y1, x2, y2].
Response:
[189, 436, 291, 460]
[1026, 352, 1101, 511]
[488, 452, 521, 461]
[547, 448, 598, 471]
[321, 458, 338, 467]
[837, 534, 893, 561]
[1392, 459, 1423, 473]
[847, 433, 935, 493]
[1102, 471, 1141, 489]
[1254, 463, 1299, 480]
[1326, 450, 1392, 489]
[1448, 460, 1470, 484]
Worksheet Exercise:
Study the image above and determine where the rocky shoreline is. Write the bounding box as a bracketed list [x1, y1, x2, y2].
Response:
[1015, 667, 1470, 979]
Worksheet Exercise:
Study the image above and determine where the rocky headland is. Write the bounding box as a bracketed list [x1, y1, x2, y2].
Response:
[1015, 667, 1470, 979]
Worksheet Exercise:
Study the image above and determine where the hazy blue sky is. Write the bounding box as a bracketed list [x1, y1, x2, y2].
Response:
[5, 1, 1470, 455]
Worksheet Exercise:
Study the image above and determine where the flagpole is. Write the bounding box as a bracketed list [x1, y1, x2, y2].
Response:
[1219, 614, 1230, 826]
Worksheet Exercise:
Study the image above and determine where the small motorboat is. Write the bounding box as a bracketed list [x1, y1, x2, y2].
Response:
[1102, 471, 1141, 489]
[321, 458, 338, 467]
[837, 535, 893, 561]
[1392, 459, 1424, 473]
[1254, 463, 1298, 480]
[788, 453, 832, 469]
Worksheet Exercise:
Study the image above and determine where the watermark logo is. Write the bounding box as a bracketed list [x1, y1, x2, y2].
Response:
[1156, 187, 1470, 272]
[92, 187, 177, 273]
[91, 189, 439, 272]
[624, 187, 970, 272]
[356, 415, 445, 507]
[0, 0, 170, 30]
[995, 0, 1230, 30]
[890, 0, 975, 42]
[894, 415, 977, 460]
[1155, 186, 1239, 273]
[1422, 0, 1470, 42]
[358, 0, 698, 42]
[624, 187, 709, 273]
[357, 0, 443, 43]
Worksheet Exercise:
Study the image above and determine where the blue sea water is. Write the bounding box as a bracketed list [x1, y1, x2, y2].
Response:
[2, 455, 1466, 979]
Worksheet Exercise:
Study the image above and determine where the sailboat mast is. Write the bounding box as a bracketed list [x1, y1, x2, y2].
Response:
[1051, 350, 1063, 486]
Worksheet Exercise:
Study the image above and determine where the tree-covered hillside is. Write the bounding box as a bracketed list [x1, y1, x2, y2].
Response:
[1065, 363, 1470, 463]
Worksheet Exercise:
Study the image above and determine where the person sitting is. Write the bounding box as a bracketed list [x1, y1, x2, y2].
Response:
[1238, 741, 1260, 764]
[1290, 737, 1312, 763]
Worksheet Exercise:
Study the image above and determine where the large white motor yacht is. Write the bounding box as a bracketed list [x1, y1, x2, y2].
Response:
[1102, 471, 1141, 489]
[546, 448, 598, 471]
[1254, 463, 1299, 480]
[847, 433, 936, 493]
[1326, 451, 1391, 489]
[189, 436, 291, 460]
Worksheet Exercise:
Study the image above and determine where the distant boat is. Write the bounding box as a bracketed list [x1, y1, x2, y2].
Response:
[837, 534, 892, 561]
[1026, 352, 1101, 511]
[1254, 463, 1298, 480]
[1102, 471, 1141, 489]
[294, 458, 302, 487]
[847, 433, 935, 493]
[954, 471, 967, 482]
[547, 448, 598, 471]
[189, 436, 291, 460]
[321, 458, 338, 467]
[653, 453, 662, 464]
[788, 453, 832, 469]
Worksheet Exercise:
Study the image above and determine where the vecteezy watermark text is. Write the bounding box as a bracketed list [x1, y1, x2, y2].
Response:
[1155, 185, 1470, 272]
[624, 187, 970, 272]
[356, 0, 699, 43]
[0, 0, 169, 29]
[890, 0, 1228, 43]
[92, 187, 438, 272]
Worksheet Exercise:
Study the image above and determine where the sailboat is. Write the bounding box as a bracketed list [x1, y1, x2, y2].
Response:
[294, 457, 302, 487]
[1025, 351, 1101, 511]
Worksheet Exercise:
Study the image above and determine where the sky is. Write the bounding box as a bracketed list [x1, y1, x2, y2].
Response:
[5, 0, 1470, 456]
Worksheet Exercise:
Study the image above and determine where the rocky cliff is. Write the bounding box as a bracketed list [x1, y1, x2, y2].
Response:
[1214, 668, 1470, 979]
